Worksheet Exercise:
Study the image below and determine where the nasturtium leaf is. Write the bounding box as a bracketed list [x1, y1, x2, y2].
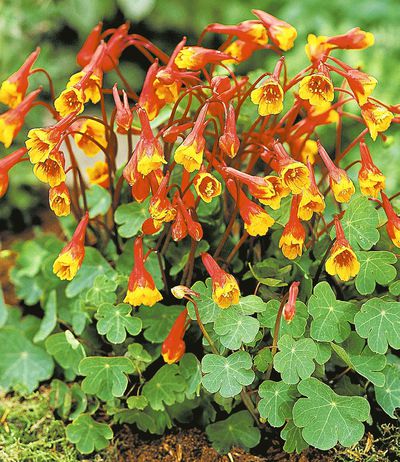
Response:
[66, 414, 113, 454]
[355, 251, 397, 295]
[281, 421, 309, 454]
[308, 282, 357, 343]
[254, 348, 273, 373]
[85, 184, 112, 218]
[142, 364, 186, 411]
[333, 195, 379, 250]
[375, 357, 400, 418]
[50, 379, 72, 419]
[86, 274, 117, 306]
[114, 407, 172, 434]
[79, 356, 134, 401]
[293, 377, 370, 450]
[137, 304, 183, 343]
[314, 342, 332, 365]
[0, 287, 8, 327]
[354, 298, 400, 354]
[0, 327, 54, 392]
[201, 351, 255, 398]
[127, 395, 148, 410]
[126, 343, 153, 374]
[389, 280, 400, 296]
[206, 411, 261, 453]
[179, 353, 202, 397]
[187, 279, 220, 324]
[45, 331, 86, 375]
[96, 303, 142, 344]
[258, 299, 308, 339]
[258, 380, 298, 427]
[114, 199, 150, 238]
[33, 289, 57, 343]
[274, 335, 318, 384]
[66, 247, 116, 298]
[214, 307, 260, 350]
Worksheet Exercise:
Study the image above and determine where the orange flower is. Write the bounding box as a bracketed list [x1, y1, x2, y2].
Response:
[361, 100, 393, 141]
[251, 77, 284, 115]
[74, 119, 106, 157]
[252, 9, 297, 51]
[299, 66, 334, 107]
[358, 140, 385, 198]
[33, 149, 66, 187]
[148, 172, 177, 228]
[161, 308, 188, 364]
[326, 27, 374, 50]
[219, 104, 240, 157]
[193, 171, 222, 203]
[174, 46, 232, 70]
[0, 147, 27, 198]
[318, 141, 355, 203]
[298, 162, 325, 220]
[49, 182, 71, 217]
[175, 194, 203, 241]
[87, 161, 109, 188]
[279, 195, 306, 260]
[273, 142, 310, 194]
[101, 23, 130, 72]
[305, 34, 333, 64]
[124, 237, 163, 307]
[201, 252, 240, 309]
[138, 61, 162, 121]
[0, 88, 41, 148]
[289, 136, 318, 164]
[343, 69, 377, 107]
[283, 281, 300, 323]
[206, 20, 268, 47]
[53, 212, 89, 280]
[325, 216, 360, 281]
[76, 22, 102, 68]
[54, 87, 85, 118]
[112, 84, 132, 134]
[0, 48, 40, 108]
[381, 192, 400, 248]
[223, 40, 259, 64]
[171, 205, 188, 242]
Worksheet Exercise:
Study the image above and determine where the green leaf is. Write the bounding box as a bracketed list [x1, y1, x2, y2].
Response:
[389, 280, 400, 296]
[308, 282, 357, 343]
[79, 356, 134, 401]
[258, 299, 308, 339]
[258, 380, 298, 427]
[315, 342, 332, 365]
[142, 364, 186, 411]
[86, 274, 117, 306]
[66, 414, 113, 454]
[281, 421, 309, 454]
[179, 353, 202, 397]
[206, 411, 261, 453]
[114, 407, 172, 434]
[354, 298, 400, 354]
[114, 199, 150, 238]
[49, 379, 72, 419]
[254, 348, 273, 373]
[0, 327, 54, 392]
[375, 360, 400, 417]
[201, 351, 255, 398]
[355, 251, 397, 295]
[127, 395, 148, 410]
[274, 335, 318, 384]
[0, 287, 8, 327]
[333, 195, 379, 250]
[293, 377, 370, 450]
[33, 290, 57, 343]
[66, 247, 116, 298]
[187, 279, 220, 324]
[45, 331, 86, 375]
[96, 303, 142, 344]
[126, 343, 152, 374]
[137, 304, 183, 343]
[85, 184, 112, 218]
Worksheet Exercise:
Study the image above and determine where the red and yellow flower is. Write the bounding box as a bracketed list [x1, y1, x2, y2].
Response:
[0, 147, 27, 198]
[124, 237, 163, 306]
[112, 84, 132, 134]
[193, 171, 222, 203]
[298, 162, 325, 220]
[174, 46, 232, 70]
[361, 100, 393, 141]
[251, 77, 284, 115]
[219, 103, 240, 157]
[206, 20, 268, 47]
[148, 172, 177, 228]
[53, 212, 89, 280]
[279, 195, 306, 260]
[299, 66, 334, 107]
[283, 281, 300, 323]
[273, 142, 310, 194]
[49, 182, 71, 217]
[252, 10, 297, 51]
[87, 161, 110, 188]
[358, 140, 385, 198]
[381, 192, 400, 248]
[325, 216, 360, 281]
[161, 308, 188, 364]
[33, 149, 66, 187]
[201, 252, 240, 309]
[74, 119, 107, 157]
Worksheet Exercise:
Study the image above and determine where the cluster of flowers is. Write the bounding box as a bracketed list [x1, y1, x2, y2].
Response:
[1, 9, 399, 364]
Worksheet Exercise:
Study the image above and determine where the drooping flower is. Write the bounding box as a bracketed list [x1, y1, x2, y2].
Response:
[54, 86, 85, 118]
[299, 65, 334, 107]
[219, 103, 240, 157]
[358, 140, 385, 198]
[138, 61, 161, 121]
[74, 119, 107, 157]
[148, 172, 177, 228]
[326, 27, 374, 50]
[193, 171, 222, 203]
[174, 104, 208, 172]
[251, 77, 284, 115]
[174, 46, 232, 70]
[201, 252, 240, 309]
[305, 34, 333, 64]
[336, 63, 377, 106]
[112, 84, 132, 134]
[0, 147, 27, 198]
[171, 203, 188, 242]
[273, 142, 310, 194]
[53, 212, 89, 280]
[381, 192, 400, 248]
[283, 281, 300, 323]
[298, 162, 325, 220]
[279, 195, 306, 260]
[77, 22, 102, 67]
[361, 100, 393, 141]
[124, 237, 163, 307]
[49, 182, 71, 217]
[86, 160, 109, 188]
[0, 48, 40, 108]
[318, 141, 355, 203]
[289, 136, 318, 164]
[33, 149, 66, 187]
[0, 88, 41, 148]
[161, 308, 188, 364]
[206, 20, 269, 47]
[252, 9, 297, 51]
[325, 215, 360, 281]
[175, 194, 203, 241]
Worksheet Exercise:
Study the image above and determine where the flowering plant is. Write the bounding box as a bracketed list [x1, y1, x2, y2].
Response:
[1, 9, 400, 455]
